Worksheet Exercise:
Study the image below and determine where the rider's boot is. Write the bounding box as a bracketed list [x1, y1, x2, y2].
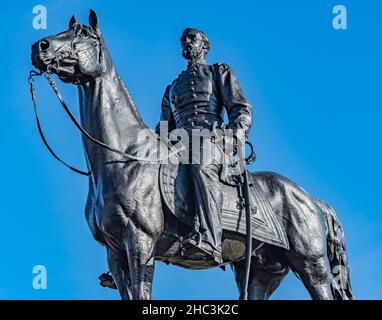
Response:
[182, 231, 223, 265]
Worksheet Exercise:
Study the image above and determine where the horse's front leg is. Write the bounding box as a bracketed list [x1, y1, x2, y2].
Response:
[125, 213, 161, 300]
[106, 247, 132, 300]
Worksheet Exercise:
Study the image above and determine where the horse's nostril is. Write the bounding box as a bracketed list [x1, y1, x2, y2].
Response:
[39, 39, 50, 51]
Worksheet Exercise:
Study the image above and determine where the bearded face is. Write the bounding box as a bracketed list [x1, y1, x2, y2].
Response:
[181, 30, 209, 62]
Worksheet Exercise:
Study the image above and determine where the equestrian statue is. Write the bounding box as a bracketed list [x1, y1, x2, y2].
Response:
[30, 10, 354, 300]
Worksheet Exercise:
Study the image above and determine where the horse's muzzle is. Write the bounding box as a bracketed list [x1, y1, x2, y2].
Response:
[31, 41, 48, 71]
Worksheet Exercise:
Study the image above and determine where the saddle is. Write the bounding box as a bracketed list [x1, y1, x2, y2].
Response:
[159, 156, 289, 250]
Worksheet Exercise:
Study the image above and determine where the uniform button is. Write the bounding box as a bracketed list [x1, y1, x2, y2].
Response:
[192, 93, 196, 98]
[190, 86, 195, 91]
[194, 111, 198, 115]
[190, 81, 195, 85]
[193, 105, 198, 109]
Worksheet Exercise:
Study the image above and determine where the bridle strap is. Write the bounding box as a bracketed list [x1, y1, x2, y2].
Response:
[29, 71, 91, 176]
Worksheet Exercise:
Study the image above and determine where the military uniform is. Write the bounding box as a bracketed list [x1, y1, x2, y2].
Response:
[156, 61, 252, 261]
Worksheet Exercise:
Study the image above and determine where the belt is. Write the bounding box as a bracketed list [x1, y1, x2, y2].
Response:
[175, 113, 223, 129]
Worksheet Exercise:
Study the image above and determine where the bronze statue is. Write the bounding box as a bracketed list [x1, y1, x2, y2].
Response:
[30, 10, 354, 300]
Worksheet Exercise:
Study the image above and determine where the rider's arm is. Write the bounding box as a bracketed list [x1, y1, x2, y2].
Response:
[155, 85, 176, 135]
[216, 63, 253, 140]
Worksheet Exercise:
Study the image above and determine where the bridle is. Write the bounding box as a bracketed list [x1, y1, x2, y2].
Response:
[45, 23, 105, 85]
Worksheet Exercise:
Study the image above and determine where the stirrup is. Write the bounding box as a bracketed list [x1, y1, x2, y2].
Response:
[181, 234, 223, 265]
[181, 231, 201, 251]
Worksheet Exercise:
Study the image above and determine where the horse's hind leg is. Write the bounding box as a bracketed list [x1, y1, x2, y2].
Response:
[106, 247, 131, 300]
[286, 251, 333, 300]
[233, 256, 289, 300]
[285, 216, 333, 299]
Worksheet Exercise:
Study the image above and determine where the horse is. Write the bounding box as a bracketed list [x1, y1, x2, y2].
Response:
[30, 10, 354, 300]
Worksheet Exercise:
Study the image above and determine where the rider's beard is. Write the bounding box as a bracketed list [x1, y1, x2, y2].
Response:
[183, 45, 205, 63]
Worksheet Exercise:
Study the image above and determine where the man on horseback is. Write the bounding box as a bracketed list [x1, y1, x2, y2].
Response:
[156, 28, 253, 265]
[31, 12, 354, 299]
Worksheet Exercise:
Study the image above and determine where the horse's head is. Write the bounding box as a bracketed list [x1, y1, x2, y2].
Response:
[31, 9, 110, 84]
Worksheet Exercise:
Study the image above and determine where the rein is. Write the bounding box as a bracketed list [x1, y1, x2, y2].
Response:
[29, 70, 90, 175]
[28, 70, 186, 176]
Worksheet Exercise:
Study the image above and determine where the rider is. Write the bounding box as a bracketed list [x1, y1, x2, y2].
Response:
[156, 28, 252, 265]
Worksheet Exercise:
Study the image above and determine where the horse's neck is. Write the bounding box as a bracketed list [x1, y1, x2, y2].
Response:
[78, 67, 146, 171]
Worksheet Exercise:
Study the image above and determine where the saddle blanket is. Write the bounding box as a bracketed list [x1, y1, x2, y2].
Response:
[159, 161, 289, 250]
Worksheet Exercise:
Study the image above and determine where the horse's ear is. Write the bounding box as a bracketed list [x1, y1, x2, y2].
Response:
[69, 15, 77, 28]
[89, 9, 99, 31]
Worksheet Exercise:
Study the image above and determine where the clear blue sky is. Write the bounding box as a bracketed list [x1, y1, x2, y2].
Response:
[0, 0, 381, 299]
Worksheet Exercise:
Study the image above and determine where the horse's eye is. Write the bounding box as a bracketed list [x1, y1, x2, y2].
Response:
[79, 29, 89, 37]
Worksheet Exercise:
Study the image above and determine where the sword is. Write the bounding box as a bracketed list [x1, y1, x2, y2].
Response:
[234, 139, 256, 300]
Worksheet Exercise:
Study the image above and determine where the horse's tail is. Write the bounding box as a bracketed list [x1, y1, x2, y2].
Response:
[315, 200, 355, 300]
